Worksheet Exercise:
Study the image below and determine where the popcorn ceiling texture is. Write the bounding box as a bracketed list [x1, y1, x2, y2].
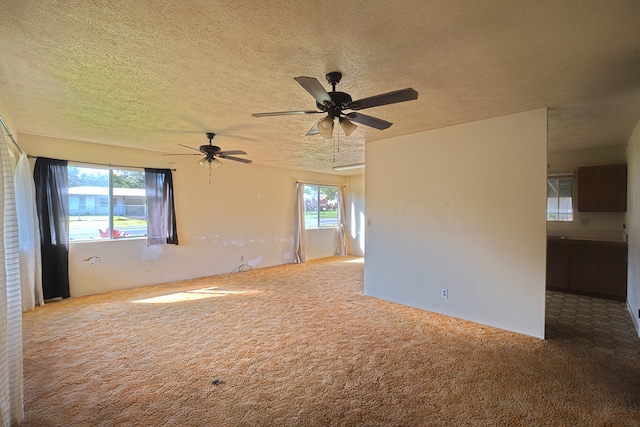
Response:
[0, 1, 640, 172]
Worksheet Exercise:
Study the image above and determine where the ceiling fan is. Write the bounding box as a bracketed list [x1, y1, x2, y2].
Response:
[252, 71, 418, 138]
[163, 132, 252, 167]
[163, 132, 252, 183]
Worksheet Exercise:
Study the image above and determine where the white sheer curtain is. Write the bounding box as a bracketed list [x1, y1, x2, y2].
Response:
[0, 133, 24, 426]
[336, 185, 347, 256]
[15, 152, 43, 311]
[293, 182, 306, 263]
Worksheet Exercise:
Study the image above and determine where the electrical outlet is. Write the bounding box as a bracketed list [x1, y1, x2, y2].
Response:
[240, 255, 244, 263]
[441, 288, 448, 298]
[580, 218, 589, 226]
[367, 219, 372, 227]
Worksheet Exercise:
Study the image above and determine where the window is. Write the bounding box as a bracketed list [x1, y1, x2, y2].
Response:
[303, 184, 339, 229]
[547, 177, 573, 221]
[68, 166, 148, 241]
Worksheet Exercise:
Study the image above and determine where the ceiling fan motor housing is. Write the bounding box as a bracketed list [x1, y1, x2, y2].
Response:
[200, 144, 221, 154]
[317, 91, 353, 118]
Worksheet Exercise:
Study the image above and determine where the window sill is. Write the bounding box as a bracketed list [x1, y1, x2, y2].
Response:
[305, 227, 339, 231]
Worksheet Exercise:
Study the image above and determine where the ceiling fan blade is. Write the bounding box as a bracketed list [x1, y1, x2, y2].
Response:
[177, 143, 203, 152]
[306, 120, 320, 136]
[219, 155, 252, 164]
[252, 110, 323, 117]
[161, 153, 201, 156]
[347, 88, 418, 111]
[346, 112, 393, 130]
[216, 150, 247, 156]
[294, 76, 334, 107]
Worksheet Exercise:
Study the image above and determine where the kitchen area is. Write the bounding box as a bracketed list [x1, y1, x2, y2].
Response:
[547, 145, 628, 301]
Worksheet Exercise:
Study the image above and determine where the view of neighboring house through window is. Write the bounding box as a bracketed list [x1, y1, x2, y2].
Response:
[68, 166, 148, 240]
[547, 177, 573, 221]
[303, 184, 339, 229]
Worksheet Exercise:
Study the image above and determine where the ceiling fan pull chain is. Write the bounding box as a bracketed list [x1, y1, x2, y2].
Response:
[332, 134, 335, 163]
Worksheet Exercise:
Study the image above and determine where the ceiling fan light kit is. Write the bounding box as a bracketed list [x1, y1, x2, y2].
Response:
[317, 116, 334, 139]
[339, 117, 357, 137]
[199, 157, 223, 169]
[252, 71, 418, 138]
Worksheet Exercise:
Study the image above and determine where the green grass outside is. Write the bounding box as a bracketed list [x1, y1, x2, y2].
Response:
[69, 216, 146, 231]
[304, 211, 338, 220]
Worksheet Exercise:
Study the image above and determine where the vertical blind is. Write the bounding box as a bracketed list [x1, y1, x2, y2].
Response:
[0, 131, 24, 425]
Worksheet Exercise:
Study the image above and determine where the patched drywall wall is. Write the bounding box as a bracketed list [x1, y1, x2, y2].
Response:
[364, 109, 547, 338]
[19, 133, 346, 297]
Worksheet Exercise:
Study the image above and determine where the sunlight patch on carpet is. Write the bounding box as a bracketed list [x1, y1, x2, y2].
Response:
[131, 287, 261, 304]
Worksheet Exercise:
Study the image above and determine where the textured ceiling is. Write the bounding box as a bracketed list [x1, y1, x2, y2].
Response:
[0, 1, 640, 173]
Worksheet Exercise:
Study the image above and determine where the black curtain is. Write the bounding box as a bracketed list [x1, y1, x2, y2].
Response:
[145, 168, 178, 245]
[34, 157, 70, 299]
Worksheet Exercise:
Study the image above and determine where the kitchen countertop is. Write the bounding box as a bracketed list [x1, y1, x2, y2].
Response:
[547, 231, 627, 243]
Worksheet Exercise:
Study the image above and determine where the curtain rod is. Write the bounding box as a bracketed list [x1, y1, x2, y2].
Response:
[0, 115, 23, 154]
[27, 155, 176, 172]
[296, 181, 346, 187]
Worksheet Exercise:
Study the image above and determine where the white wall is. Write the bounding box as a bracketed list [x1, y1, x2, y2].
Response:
[304, 228, 341, 260]
[547, 146, 627, 240]
[19, 133, 346, 297]
[347, 173, 365, 256]
[625, 118, 640, 336]
[364, 109, 548, 338]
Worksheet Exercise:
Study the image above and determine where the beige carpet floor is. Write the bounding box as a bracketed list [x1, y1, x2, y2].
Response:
[20, 257, 640, 426]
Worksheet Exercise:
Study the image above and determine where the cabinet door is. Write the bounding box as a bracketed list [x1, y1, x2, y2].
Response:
[569, 241, 627, 299]
[577, 164, 627, 212]
[546, 239, 569, 289]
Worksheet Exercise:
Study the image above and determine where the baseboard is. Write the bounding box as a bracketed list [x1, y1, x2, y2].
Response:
[626, 301, 640, 338]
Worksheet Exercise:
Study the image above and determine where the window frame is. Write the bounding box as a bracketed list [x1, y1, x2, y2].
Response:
[547, 174, 574, 222]
[68, 164, 148, 241]
[303, 184, 340, 230]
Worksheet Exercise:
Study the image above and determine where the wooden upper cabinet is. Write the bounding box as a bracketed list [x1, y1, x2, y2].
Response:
[577, 164, 627, 212]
